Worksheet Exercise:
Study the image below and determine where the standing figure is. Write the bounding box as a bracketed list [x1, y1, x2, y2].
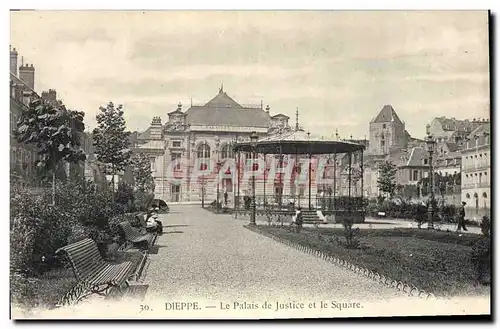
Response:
[457, 201, 468, 232]
[295, 207, 303, 233]
[224, 190, 228, 206]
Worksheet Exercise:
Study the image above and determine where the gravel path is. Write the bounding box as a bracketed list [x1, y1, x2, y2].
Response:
[143, 205, 406, 304]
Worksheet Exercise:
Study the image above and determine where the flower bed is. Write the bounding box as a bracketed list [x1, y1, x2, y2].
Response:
[253, 225, 490, 297]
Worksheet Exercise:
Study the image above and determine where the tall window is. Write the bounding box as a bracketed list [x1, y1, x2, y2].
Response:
[221, 143, 234, 159]
[171, 153, 181, 170]
[197, 144, 211, 159]
[413, 170, 418, 181]
[223, 178, 233, 193]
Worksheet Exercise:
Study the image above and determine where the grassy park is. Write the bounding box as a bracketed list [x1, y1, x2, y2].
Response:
[254, 225, 491, 297]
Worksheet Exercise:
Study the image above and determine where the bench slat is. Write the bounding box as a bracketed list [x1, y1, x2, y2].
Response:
[119, 222, 156, 247]
[56, 238, 133, 288]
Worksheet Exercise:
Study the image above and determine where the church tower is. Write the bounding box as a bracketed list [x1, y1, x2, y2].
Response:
[368, 105, 407, 155]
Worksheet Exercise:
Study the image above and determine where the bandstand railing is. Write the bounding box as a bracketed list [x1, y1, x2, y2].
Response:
[234, 194, 366, 214]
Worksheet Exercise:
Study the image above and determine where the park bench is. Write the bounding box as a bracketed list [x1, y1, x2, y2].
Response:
[55, 238, 134, 297]
[119, 221, 157, 250]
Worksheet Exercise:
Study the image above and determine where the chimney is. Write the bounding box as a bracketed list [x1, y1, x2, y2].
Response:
[10, 46, 18, 76]
[265, 105, 270, 114]
[19, 63, 35, 90]
[150, 116, 163, 140]
[41, 89, 57, 104]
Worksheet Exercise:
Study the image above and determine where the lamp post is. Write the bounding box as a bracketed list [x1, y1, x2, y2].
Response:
[201, 175, 205, 208]
[216, 149, 221, 214]
[250, 131, 259, 225]
[425, 127, 436, 230]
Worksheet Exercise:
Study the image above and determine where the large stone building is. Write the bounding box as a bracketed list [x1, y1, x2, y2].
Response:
[461, 123, 491, 221]
[134, 87, 363, 204]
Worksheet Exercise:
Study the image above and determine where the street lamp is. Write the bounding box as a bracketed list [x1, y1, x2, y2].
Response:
[250, 131, 259, 225]
[425, 126, 436, 230]
[216, 149, 221, 213]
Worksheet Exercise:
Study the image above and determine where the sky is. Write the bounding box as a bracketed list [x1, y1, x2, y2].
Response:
[10, 10, 490, 140]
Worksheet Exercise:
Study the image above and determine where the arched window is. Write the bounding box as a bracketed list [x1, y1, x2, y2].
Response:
[197, 143, 211, 159]
[466, 193, 470, 199]
[221, 143, 234, 159]
[474, 193, 478, 198]
[483, 192, 487, 198]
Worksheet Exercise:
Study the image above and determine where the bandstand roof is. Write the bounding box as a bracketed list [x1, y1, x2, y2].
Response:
[233, 129, 365, 154]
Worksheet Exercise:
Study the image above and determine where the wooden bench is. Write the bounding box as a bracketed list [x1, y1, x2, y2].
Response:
[55, 238, 134, 296]
[119, 221, 156, 250]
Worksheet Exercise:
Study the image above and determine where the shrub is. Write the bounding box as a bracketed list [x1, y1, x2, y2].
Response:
[414, 203, 428, 229]
[134, 190, 154, 212]
[480, 215, 491, 237]
[115, 181, 135, 212]
[341, 214, 360, 249]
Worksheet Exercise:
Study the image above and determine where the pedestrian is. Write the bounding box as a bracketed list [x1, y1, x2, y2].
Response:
[295, 207, 303, 233]
[145, 208, 163, 234]
[457, 201, 468, 232]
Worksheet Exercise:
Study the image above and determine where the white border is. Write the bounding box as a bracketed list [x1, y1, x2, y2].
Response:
[2, 2, 497, 328]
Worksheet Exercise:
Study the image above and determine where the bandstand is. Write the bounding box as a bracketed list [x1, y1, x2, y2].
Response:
[232, 129, 366, 225]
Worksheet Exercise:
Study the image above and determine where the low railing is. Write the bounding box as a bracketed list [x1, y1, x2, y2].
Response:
[234, 194, 365, 212]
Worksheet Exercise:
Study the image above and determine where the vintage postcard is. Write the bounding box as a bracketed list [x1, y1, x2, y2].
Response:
[9, 10, 491, 320]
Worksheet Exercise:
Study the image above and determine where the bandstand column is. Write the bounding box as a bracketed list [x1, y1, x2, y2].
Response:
[278, 145, 283, 209]
[263, 153, 266, 210]
[236, 150, 241, 219]
[308, 151, 312, 210]
[333, 152, 337, 209]
[360, 149, 364, 200]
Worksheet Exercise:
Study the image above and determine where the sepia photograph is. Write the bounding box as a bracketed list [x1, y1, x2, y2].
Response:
[9, 9, 491, 320]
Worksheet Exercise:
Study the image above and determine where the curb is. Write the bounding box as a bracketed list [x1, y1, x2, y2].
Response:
[245, 225, 437, 301]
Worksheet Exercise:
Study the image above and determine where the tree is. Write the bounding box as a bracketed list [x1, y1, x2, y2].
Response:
[131, 152, 155, 193]
[377, 161, 397, 198]
[92, 102, 131, 194]
[15, 99, 86, 205]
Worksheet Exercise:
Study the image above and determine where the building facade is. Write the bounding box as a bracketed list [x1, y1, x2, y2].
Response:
[10, 46, 97, 189]
[10, 46, 44, 188]
[134, 87, 363, 204]
[428, 116, 488, 144]
[461, 123, 491, 221]
[368, 105, 409, 155]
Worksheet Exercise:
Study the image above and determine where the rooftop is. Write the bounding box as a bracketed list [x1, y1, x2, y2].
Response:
[371, 105, 403, 124]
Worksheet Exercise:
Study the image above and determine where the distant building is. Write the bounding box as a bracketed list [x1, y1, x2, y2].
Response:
[364, 105, 422, 198]
[428, 116, 488, 144]
[133, 87, 363, 204]
[434, 141, 462, 176]
[368, 105, 410, 155]
[461, 123, 490, 221]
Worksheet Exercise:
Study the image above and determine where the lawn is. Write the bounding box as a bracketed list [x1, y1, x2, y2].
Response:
[254, 225, 490, 297]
